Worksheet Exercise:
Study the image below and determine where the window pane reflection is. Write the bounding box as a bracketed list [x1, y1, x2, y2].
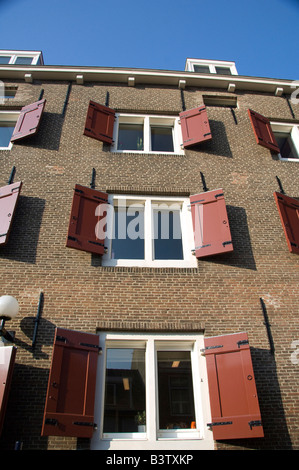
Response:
[103, 348, 146, 433]
[153, 209, 183, 260]
[157, 351, 195, 430]
[118, 123, 143, 150]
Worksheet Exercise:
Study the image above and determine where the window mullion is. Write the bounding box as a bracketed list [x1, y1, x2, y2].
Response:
[144, 199, 152, 261]
[144, 116, 150, 152]
[146, 338, 157, 440]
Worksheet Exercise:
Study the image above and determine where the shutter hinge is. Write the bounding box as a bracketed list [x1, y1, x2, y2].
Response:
[79, 342, 102, 353]
[207, 421, 233, 428]
[45, 418, 58, 426]
[237, 339, 249, 348]
[222, 240, 232, 247]
[249, 420, 262, 430]
[201, 344, 223, 355]
[215, 193, 224, 198]
[73, 421, 97, 430]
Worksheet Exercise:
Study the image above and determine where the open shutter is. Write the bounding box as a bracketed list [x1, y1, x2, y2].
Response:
[41, 328, 100, 438]
[247, 109, 280, 153]
[10, 99, 46, 142]
[66, 184, 108, 255]
[0, 346, 17, 436]
[190, 189, 233, 258]
[0, 181, 22, 245]
[83, 100, 115, 144]
[179, 106, 212, 148]
[204, 332, 264, 440]
[273, 192, 299, 254]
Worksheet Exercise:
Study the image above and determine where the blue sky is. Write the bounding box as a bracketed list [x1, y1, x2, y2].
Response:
[0, 0, 298, 80]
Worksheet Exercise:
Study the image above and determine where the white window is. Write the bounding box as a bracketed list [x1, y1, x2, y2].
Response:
[271, 122, 299, 161]
[91, 332, 213, 451]
[0, 50, 43, 65]
[185, 58, 238, 76]
[0, 111, 18, 150]
[111, 114, 184, 154]
[100, 194, 197, 268]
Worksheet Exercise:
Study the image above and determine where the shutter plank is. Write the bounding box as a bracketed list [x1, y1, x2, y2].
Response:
[179, 106, 212, 148]
[204, 332, 264, 440]
[10, 99, 46, 142]
[190, 189, 233, 258]
[273, 192, 299, 254]
[41, 328, 100, 438]
[248, 109, 280, 153]
[83, 100, 115, 144]
[66, 184, 108, 255]
[0, 181, 22, 245]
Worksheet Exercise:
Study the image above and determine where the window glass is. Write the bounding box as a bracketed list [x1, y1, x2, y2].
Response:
[15, 56, 33, 65]
[111, 206, 144, 259]
[193, 65, 210, 74]
[0, 123, 15, 147]
[0, 56, 11, 64]
[215, 66, 232, 75]
[274, 131, 299, 159]
[117, 123, 144, 151]
[151, 126, 174, 152]
[103, 348, 146, 433]
[157, 350, 195, 430]
[153, 209, 183, 260]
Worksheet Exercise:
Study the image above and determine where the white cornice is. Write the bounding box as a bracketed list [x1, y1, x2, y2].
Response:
[0, 64, 296, 94]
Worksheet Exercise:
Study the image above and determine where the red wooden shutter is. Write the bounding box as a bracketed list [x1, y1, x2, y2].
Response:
[204, 332, 264, 440]
[83, 100, 115, 144]
[179, 106, 212, 148]
[66, 184, 108, 255]
[41, 328, 100, 438]
[0, 346, 17, 436]
[273, 192, 299, 254]
[247, 109, 280, 153]
[190, 189, 233, 258]
[10, 99, 46, 142]
[0, 181, 22, 245]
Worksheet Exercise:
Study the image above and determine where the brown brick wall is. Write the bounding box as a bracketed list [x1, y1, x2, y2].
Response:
[0, 78, 298, 450]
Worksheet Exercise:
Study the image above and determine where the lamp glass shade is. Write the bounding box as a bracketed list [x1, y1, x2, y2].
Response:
[0, 295, 19, 320]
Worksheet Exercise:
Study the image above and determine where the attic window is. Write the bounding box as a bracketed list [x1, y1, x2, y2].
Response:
[203, 95, 237, 108]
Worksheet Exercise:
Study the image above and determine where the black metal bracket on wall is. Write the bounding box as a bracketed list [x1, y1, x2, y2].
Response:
[260, 297, 275, 355]
[200, 172, 208, 192]
[276, 176, 285, 194]
[7, 166, 16, 185]
[32, 292, 44, 349]
[90, 168, 96, 189]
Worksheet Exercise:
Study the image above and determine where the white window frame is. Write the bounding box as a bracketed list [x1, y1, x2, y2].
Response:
[271, 122, 299, 162]
[111, 113, 184, 155]
[185, 58, 238, 75]
[0, 50, 43, 65]
[0, 111, 18, 150]
[101, 194, 197, 268]
[91, 332, 214, 451]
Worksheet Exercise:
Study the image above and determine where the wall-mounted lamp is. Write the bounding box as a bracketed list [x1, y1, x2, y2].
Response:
[0, 295, 19, 343]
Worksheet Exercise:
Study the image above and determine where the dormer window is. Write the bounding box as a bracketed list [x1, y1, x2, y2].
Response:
[185, 59, 238, 75]
[0, 50, 44, 66]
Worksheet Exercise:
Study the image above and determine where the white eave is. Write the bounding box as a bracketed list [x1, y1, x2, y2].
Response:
[0, 64, 296, 95]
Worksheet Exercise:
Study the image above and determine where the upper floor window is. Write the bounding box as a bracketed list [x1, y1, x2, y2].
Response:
[111, 114, 183, 154]
[0, 111, 19, 150]
[0, 50, 43, 66]
[101, 194, 197, 268]
[185, 58, 238, 76]
[271, 122, 299, 161]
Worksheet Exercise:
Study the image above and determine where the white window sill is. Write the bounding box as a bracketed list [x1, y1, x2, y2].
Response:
[101, 258, 198, 268]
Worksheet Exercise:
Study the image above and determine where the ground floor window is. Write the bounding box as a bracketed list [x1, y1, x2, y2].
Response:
[91, 332, 214, 450]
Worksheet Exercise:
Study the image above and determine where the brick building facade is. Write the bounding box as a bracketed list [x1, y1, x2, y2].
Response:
[0, 52, 298, 451]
